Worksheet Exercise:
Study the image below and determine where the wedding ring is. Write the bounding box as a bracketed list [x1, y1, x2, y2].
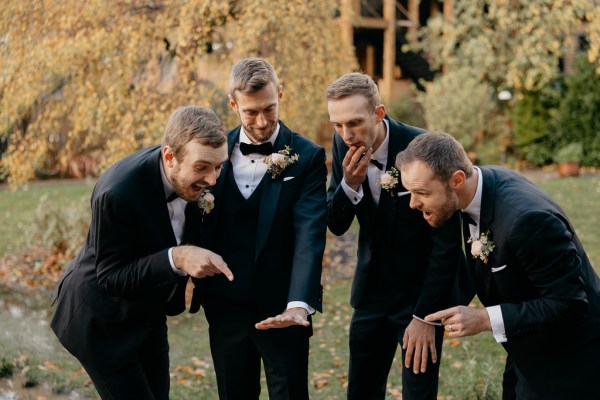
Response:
[449, 324, 453, 332]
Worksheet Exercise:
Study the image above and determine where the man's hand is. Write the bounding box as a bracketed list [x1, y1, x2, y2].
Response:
[254, 307, 310, 330]
[425, 306, 492, 337]
[342, 146, 373, 191]
[172, 245, 233, 281]
[402, 318, 437, 374]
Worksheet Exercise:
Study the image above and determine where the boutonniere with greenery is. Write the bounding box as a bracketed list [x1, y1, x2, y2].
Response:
[197, 189, 215, 215]
[377, 167, 399, 194]
[263, 145, 299, 179]
[468, 231, 495, 264]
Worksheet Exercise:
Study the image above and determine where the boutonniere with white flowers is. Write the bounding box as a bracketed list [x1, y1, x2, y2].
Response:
[468, 231, 495, 264]
[264, 145, 299, 179]
[197, 189, 215, 215]
[377, 167, 399, 194]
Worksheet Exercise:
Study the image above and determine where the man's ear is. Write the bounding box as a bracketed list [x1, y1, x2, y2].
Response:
[449, 170, 466, 191]
[278, 85, 283, 103]
[375, 104, 386, 122]
[162, 146, 175, 167]
[228, 94, 238, 112]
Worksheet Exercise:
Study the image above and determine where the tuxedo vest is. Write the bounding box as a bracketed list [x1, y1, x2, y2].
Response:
[211, 168, 265, 300]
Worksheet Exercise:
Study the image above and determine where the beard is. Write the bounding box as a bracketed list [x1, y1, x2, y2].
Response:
[428, 189, 458, 228]
[169, 165, 207, 202]
[243, 121, 277, 143]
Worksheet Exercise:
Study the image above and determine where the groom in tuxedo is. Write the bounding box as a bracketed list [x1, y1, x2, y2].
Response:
[192, 58, 327, 399]
[325, 73, 461, 400]
[51, 106, 232, 399]
[397, 132, 600, 399]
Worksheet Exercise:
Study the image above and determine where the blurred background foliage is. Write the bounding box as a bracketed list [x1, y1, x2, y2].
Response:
[0, 0, 355, 187]
[1, 0, 599, 187]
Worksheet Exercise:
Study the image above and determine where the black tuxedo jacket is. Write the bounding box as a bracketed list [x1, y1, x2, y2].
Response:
[50, 146, 198, 373]
[463, 166, 600, 397]
[327, 117, 460, 317]
[193, 121, 327, 317]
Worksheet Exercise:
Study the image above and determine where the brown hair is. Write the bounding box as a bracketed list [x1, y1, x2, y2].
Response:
[324, 72, 381, 112]
[395, 132, 474, 184]
[161, 106, 227, 160]
[228, 57, 279, 100]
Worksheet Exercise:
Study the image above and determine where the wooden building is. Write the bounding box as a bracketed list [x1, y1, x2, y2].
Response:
[338, 0, 454, 100]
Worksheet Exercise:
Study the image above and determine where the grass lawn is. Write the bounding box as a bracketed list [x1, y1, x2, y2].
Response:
[0, 173, 598, 399]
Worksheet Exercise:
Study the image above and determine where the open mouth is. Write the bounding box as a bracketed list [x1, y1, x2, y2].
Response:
[191, 183, 204, 193]
[423, 211, 433, 221]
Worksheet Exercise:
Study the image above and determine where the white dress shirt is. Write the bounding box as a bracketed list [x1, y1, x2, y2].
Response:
[160, 159, 188, 276]
[231, 125, 279, 198]
[462, 166, 506, 343]
[341, 119, 390, 205]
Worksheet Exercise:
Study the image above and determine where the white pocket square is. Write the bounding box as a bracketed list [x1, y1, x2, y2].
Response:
[397, 191, 411, 197]
[491, 265, 507, 273]
[283, 176, 295, 182]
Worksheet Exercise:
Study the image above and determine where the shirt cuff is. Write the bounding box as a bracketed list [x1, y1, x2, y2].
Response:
[412, 314, 442, 326]
[341, 179, 363, 205]
[487, 305, 507, 343]
[168, 247, 188, 277]
[287, 301, 315, 315]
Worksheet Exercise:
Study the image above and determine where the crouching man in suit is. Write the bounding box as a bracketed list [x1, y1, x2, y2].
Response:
[51, 106, 233, 400]
[397, 131, 600, 399]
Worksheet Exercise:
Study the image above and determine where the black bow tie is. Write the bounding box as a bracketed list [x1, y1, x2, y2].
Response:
[370, 159, 385, 170]
[461, 211, 477, 226]
[166, 192, 179, 202]
[239, 141, 274, 156]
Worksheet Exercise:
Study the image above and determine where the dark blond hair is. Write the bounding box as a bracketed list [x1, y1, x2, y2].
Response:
[395, 132, 474, 184]
[161, 106, 227, 160]
[228, 58, 279, 100]
[324, 72, 381, 112]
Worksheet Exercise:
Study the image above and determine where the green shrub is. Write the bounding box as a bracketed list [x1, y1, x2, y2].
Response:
[417, 67, 497, 150]
[551, 54, 600, 166]
[510, 84, 562, 166]
[0, 357, 14, 378]
[26, 193, 90, 259]
[386, 96, 427, 129]
[554, 142, 583, 163]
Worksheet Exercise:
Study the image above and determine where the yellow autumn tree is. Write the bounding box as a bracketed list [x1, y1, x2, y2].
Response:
[416, 0, 600, 91]
[0, 0, 356, 187]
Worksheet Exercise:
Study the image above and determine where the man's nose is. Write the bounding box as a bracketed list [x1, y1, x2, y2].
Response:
[204, 169, 218, 186]
[408, 194, 420, 209]
[342, 127, 353, 141]
[256, 113, 268, 128]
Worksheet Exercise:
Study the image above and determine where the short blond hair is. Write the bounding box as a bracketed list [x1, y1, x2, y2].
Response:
[228, 58, 279, 101]
[324, 72, 381, 112]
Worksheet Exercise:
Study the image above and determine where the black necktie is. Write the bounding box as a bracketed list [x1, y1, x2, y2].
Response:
[239, 141, 274, 156]
[166, 192, 179, 202]
[461, 212, 477, 226]
[370, 159, 384, 170]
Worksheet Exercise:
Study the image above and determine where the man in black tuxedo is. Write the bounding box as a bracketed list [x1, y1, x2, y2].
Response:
[325, 73, 461, 400]
[192, 58, 327, 399]
[397, 131, 600, 399]
[50, 106, 233, 400]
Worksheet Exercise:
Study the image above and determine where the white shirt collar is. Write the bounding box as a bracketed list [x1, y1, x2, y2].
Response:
[159, 156, 175, 199]
[462, 166, 482, 224]
[371, 119, 389, 165]
[239, 123, 280, 146]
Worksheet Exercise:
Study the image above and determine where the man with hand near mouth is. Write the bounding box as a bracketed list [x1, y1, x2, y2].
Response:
[325, 72, 461, 400]
[51, 106, 232, 400]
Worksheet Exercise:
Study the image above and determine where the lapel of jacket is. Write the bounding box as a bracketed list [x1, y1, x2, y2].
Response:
[199, 129, 238, 247]
[145, 146, 178, 247]
[474, 166, 498, 299]
[255, 122, 292, 259]
[375, 117, 403, 236]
